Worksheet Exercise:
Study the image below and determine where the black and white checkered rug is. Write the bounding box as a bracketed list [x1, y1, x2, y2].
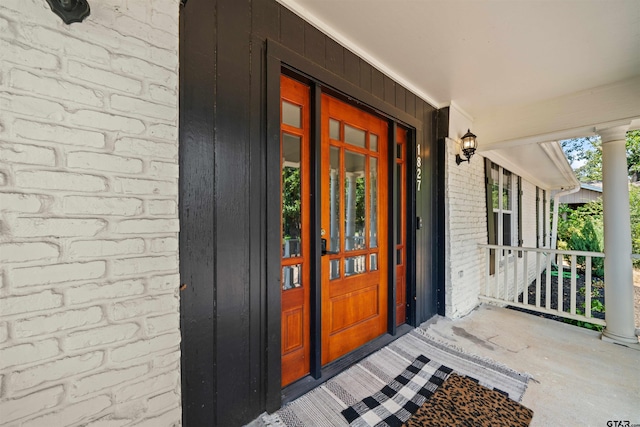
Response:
[261, 329, 530, 427]
[341, 355, 453, 427]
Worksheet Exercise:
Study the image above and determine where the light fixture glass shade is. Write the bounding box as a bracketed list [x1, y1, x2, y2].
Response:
[456, 129, 477, 165]
[461, 129, 477, 151]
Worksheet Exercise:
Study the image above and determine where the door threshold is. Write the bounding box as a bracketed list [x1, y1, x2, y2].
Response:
[281, 323, 413, 404]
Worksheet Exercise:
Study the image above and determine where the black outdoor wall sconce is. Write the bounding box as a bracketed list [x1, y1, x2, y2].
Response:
[455, 129, 478, 165]
[45, 0, 90, 24]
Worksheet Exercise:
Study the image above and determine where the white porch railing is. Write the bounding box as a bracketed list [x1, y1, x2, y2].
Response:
[478, 244, 606, 326]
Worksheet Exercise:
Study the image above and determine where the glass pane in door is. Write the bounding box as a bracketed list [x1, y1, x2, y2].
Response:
[344, 255, 366, 277]
[330, 119, 340, 140]
[282, 101, 301, 128]
[370, 134, 378, 152]
[282, 264, 302, 290]
[344, 151, 366, 251]
[370, 157, 378, 248]
[344, 124, 366, 148]
[282, 133, 302, 258]
[329, 146, 340, 253]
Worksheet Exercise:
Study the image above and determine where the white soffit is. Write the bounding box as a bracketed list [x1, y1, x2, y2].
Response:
[475, 75, 640, 149]
[482, 141, 579, 191]
[278, 0, 640, 133]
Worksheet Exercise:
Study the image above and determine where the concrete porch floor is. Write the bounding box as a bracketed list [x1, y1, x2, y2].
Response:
[250, 305, 640, 427]
[424, 305, 640, 427]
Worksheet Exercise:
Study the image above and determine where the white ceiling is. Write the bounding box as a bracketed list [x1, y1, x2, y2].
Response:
[278, 0, 640, 189]
[280, 0, 640, 120]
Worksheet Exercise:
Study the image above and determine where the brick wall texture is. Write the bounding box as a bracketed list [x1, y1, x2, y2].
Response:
[444, 138, 488, 318]
[0, 1, 181, 426]
[444, 139, 546, 317]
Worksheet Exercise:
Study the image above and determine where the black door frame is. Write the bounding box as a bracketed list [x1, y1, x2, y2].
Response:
[267, 39, 427, 406]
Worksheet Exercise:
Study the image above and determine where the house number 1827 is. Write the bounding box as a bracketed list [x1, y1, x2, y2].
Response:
[416, 144, 422, 191]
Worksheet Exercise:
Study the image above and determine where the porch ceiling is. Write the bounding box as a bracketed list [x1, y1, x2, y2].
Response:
[277, 0, 640, 148]
[481, 141, 579, 191]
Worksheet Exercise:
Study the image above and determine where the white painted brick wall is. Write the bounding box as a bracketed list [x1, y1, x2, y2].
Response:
[444, 138, 488, 318]
[0, 1, 180, 426]
[444, 139, 544, 317]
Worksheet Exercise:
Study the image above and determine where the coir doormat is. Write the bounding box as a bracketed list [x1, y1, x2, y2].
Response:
[402, 373, 533, 427]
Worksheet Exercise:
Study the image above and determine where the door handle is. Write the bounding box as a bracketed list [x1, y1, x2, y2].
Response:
[321, 238, 338, 256]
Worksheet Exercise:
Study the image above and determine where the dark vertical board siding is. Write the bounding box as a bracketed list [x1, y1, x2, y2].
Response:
[405, 92, 416, 118]
[405, 122, 418, 327]
[433, 107, 449, 317]
[388, 122, 398, 334]
[179, 0, 217, 425]
[216, 0, 254, 425]
[304, 23, 326, 67]
[325, 38, 344, 77]
[414, 99, 440, 323]
[249, 36, 267, 413]
[414, 100, 426, 322]
[344, 50, 360, 86]
[252, 0, 280, 40]
[280, 7, 304, 52]
[371, 68, 384, 99]
[395, 85, 406, 111]
[427, 104, 440, 321]
[359, 59, 372, 93]
[384, 76, 395, 105]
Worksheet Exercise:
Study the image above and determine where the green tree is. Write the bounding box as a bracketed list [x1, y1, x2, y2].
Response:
[560, 130, 640, 267]
[557, 201, 604, 276]
[628, 130, 640, 182]
[631, 185, 640, 266]
[561, 130, 640, 182]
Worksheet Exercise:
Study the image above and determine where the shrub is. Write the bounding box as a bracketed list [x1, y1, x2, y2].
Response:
[557, 200, 604, 277]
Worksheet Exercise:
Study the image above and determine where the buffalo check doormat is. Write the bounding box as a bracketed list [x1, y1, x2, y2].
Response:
[341, 355, 451, 427]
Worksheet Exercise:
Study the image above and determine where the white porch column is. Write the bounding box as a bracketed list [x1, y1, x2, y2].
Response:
[598, 125, 637, 344]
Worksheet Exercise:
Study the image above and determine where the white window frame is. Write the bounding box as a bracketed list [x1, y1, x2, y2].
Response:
[491, 163, 518, 250]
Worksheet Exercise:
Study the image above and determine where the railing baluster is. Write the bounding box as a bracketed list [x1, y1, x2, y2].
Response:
[585, 257, 592, 318]
[513, 249, 520, 302]
[485, 248, 490, 297]
[494, 248, 500, 299]
[546, 254, 552, 310]
[504, 249, 509, 301]
[570, 255, 577, 316]
[535, 251, 541, 308]
[523, 251, 529, 306]
[557, 260, 564, 314]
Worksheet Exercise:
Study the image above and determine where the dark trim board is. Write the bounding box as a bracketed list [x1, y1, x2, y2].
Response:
[178, 0, 217, 425]
[179, 0, 446, 425]
[388, 121, 399, 336]
[273, 41, 423, 130]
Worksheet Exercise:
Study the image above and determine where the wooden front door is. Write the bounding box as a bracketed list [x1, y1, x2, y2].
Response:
[320, 94, 389, 365]
[280, 75, 311, 386]
[280, 79, 395, 383]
